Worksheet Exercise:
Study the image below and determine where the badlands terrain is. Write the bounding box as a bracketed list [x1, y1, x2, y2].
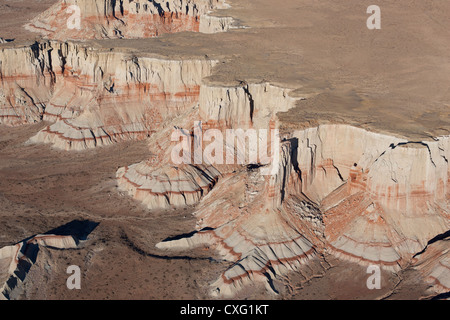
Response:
[0, 0, 449, 300]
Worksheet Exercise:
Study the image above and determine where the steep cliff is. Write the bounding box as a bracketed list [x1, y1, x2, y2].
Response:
[2, 40, 449, 296]
[155, 140, 323, 297]
[0, 234, 78, 300]
[1, 36, 449, 299]
[0, 41, 215, 150]
[24, 0, 233, 40]
[116, 82, 299, 210]
[143, 83, 450, 297]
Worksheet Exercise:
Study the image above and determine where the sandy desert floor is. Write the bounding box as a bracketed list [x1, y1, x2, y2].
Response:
[0, 0, 449, 300]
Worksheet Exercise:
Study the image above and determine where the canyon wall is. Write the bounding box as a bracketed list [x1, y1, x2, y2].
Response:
[116, 82, 299, 209]
[2, 40, 449, 296]
[291, 125, 450, 271]
[0, 41, 215, 150]
[25, 0, 233, 40]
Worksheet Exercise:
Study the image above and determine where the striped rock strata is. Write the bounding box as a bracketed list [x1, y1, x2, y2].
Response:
[2, 26, 448, 298]
[115, 105, 223, 209]
[0, 234, 78, 300]
[156, 141, 322, 297]
[117, 147, 221, 209]
[24, 0, 233, 40]
[412, 234, 450, 296]
[119, 82, 450, 296]
[0, 41, 215, 150]
[292, 125, 450, 271]
[199, 83, 298, 130]
[147, 84, 325, 296]
[155, 125, 450, 296]
[116, 82, 322, 296]
[116, 83, 300, 210]
[152, 125, 449, 296]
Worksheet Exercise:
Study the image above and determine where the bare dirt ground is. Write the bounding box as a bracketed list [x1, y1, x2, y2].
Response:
[0, 124, 431, 300]
[0, 0, 448, 299]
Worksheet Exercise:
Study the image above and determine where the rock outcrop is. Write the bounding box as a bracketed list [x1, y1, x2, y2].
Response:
[412, 233, 450, 297]
[1, 4, 449, 298]
[116, 82, 300, 210]
[134, 83, 319, 296]
[199, 83, 297, 130]
[291, 125, 449, 271]
[117, 161, 221, 209]
[0, 234, 78, 300]
[2, 39, 449, 296]
[156, 141, 322, 297]
[24, 0, 233, 40]
[115, 81, 326, 296]
[0, 41, 215, 150]
[146, 84, 449, 296]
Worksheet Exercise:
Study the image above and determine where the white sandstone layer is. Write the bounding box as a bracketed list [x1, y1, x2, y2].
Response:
[118, 80, 450, 296]
[154, 123, 450, 295]
[156, 140, 322, 297]
[116, 82, 301, 210]
[3, 38, 449, 298]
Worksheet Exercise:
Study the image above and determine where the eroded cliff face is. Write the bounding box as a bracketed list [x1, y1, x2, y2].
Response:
[115, 82, 327, 296]
[116, 82, 298, 209]
[292, 125, 450, 271]
[25, 0, 233, 40]
[1, 35, 449, 299]
[113, 71, 450, 296]
[130, 82, 450, 297]
[155, 139, 323, 297]
[0, 234, 78, 300]
[0, 41, 215, 149]
[412, 234, 449, 295]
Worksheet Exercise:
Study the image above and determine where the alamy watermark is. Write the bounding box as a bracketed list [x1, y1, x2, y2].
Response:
[66, 265, 81, 290]
[67, 5, 81, 30]
[367, 5, 381, 30]
[366, 265, 381, 289]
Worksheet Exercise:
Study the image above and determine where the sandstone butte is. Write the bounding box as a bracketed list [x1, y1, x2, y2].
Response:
[0, 0, 449, 299]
